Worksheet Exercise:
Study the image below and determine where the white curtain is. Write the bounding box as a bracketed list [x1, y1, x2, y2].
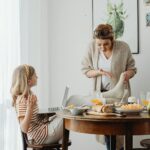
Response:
[0, 0, 22, 149]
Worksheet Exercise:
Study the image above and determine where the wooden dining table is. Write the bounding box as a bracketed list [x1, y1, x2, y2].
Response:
[57, 110, 150, 150]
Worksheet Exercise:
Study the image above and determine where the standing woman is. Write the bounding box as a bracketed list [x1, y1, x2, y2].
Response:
[81, 24, 137, 150]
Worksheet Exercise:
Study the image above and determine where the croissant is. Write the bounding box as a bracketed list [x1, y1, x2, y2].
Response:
[91, 104, 113, 113]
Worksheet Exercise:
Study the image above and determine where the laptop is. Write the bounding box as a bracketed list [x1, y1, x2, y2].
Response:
[38, 86, 69, 114]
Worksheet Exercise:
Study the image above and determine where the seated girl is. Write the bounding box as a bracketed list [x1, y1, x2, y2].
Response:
[10, 64, 63, 144]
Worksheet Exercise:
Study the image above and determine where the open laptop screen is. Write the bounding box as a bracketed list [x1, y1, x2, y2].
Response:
[38, 85, 69, 114]
[62, 85, 69, 108]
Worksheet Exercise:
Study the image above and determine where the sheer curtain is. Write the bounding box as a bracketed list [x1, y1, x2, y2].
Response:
[0, 0, 22, 149]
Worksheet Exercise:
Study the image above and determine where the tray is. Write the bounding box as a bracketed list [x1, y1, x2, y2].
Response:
[86, 110, 125, 117]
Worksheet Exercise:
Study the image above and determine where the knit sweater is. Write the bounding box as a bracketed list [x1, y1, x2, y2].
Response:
[81, 40, 137, 96]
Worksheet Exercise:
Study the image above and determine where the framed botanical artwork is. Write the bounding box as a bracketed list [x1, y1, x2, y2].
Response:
[92, 0, 139, 54]
[146, 12, 150, 26]
[144, 0, 150, 6]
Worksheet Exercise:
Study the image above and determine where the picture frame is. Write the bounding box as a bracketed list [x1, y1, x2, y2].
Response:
[144, 0, 150, 6]
[146, 12, 150, 26]
[92, 0, 139, 54]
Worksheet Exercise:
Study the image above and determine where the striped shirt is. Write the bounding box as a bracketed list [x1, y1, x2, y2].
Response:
[15, 95, 48, 144]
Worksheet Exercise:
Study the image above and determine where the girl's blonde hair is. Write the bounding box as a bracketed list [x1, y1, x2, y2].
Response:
[10, 64, 35, 106]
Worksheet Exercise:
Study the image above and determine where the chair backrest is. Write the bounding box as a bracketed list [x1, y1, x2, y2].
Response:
[21, 132, 27, 150]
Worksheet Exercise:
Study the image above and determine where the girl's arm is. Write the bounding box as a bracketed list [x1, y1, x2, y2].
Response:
[19, 95, 37, 133]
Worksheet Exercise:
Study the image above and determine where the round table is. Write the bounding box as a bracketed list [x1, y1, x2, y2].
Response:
[57, 111, 150, 150]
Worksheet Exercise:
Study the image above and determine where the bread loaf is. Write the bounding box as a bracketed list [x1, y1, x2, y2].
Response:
[91, 104, 113, 113]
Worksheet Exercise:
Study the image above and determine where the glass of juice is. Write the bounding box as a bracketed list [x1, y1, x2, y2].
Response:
[140, 92, 149, 109]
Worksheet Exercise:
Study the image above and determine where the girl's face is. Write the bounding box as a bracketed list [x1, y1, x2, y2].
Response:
[96, 39, 113, 52]
[28, 72, 38, 87]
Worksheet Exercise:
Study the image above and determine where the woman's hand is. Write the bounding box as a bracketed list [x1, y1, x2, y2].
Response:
[123, 72, 129, 83]
[100, 69, 113, 78]
[123, 70, 135, 83]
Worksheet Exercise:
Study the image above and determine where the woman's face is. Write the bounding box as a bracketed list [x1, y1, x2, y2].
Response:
[96, 39, 113, 52]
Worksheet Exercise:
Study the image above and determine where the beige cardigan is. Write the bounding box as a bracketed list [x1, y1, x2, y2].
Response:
[81, 40, 137, 95]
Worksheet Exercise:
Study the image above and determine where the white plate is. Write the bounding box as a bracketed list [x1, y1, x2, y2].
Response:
[116, 108, 143, 113]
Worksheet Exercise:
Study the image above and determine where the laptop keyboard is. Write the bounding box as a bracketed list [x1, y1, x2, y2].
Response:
[48, 107, 61, 112]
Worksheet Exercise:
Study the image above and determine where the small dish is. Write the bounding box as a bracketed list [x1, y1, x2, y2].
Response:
[69, 107, 88, 115]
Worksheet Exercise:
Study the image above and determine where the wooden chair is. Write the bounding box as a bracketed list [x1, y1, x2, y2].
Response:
[21, 132, 71, 150]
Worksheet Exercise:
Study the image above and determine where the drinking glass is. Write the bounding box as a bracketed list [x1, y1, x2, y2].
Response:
[140, 92, 149, 107]
[146, 92, 150, 101]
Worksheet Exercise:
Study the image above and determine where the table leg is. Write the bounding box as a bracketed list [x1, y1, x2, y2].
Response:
[125, 125, 133, 150]
[110, 135, 116, 150]
[62, 119, 69, 150]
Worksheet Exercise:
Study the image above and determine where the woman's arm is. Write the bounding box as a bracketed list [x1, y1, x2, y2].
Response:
[82, 41, 113, 78]
[86, 69, 101, 78]
[81, 41, 96, 75]
[19, 95, 37, 133]
[86, 69, 113, 78]
[126, 44, 137, 78]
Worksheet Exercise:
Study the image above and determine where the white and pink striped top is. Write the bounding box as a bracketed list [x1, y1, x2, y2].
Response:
[15, 96, 48, 144]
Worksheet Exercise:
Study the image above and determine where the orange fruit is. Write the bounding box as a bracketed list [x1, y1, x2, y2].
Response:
[91, 98, 103, 105]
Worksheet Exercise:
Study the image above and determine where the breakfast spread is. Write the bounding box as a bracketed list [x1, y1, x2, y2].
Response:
[66, 96, 145, 116]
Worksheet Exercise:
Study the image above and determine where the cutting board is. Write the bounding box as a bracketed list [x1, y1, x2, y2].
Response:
[85, 110, 125, 117]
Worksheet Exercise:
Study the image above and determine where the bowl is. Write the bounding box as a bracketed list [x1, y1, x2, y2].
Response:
[69, 107, 87, 115]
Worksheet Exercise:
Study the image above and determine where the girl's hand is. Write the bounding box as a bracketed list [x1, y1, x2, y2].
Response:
[27, 95, 37, 109]
[100, 69, 113, 78]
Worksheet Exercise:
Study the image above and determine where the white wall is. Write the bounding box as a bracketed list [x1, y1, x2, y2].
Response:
[47, 0, 93, 106]
[20, 0, 51, 108]
[20, 0, 150, 149]
[47, 0, 102, 149]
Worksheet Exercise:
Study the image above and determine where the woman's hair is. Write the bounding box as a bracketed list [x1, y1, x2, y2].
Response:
[10, 64, 35, 106]
[93, 24, 114, 41]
